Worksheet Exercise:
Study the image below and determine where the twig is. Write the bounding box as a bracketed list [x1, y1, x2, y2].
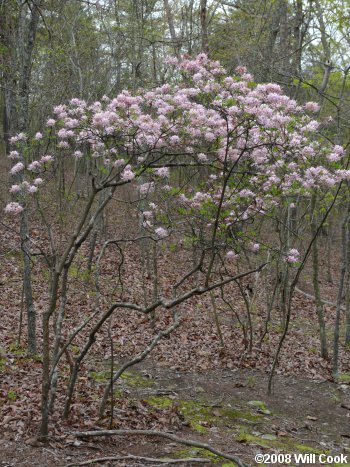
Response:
[66, 455, 211, 466]
[295, 286, 345, 310]
[73, 429, 247, 467]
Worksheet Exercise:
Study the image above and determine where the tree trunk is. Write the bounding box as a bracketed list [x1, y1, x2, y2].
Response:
[311, 194, 328, 359]
[200, 0, 209, 55]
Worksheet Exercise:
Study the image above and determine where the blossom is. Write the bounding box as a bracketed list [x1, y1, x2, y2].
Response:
[251, 243, 260, 252]
[121, 166, 135, 181]
[155, 227, 168, 238]
[139, 182, 155, 195]
[114, 159, 125, 167]
[17, 132, 27, 141]
[46, 118, 56, 126]
[197, 153, 208, 162]
[10, 162, 24, 174]
[28, 161, 42, 171]
[5, 202, 23, 214]
[226, 251, 239, 260]
[41, 155, 54, 163]
[10, 184, 21, 193]
[34, 178, 43, 185]
[35, 132, 43, 140]
[9, 151, 20, 159]
[235, 65, 247, 75]
[304, 102, 320, 113]
[155, 167, 169, 178]
[286, 248, 300, 263]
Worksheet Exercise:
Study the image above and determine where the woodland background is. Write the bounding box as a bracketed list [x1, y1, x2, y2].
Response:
[2, 1, 350, 466]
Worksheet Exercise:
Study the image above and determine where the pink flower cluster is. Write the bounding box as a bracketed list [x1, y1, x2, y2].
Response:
[4, 54, 349, 261]
[286, 248, 300, 264]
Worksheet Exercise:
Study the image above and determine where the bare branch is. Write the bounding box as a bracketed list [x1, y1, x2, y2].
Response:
[74, 429, 247, 466]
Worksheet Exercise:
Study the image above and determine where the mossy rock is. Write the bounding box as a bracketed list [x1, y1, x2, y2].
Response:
[247, 400, 271, 415]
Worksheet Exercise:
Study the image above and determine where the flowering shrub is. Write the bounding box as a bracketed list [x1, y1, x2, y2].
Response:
[5, 54, 349, 260]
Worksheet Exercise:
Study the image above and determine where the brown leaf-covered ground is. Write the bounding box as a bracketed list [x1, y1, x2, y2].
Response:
[1, 195, 350, 466]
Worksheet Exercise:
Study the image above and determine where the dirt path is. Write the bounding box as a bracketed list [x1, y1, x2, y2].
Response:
[2, 365, 350, 466]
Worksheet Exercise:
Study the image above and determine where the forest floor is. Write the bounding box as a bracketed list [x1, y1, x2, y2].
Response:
[1, 195, 350, 466]
[1, 364, 350, 466]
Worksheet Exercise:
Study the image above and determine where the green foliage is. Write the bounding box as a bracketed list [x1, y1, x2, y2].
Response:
[6, 390, 18, 402]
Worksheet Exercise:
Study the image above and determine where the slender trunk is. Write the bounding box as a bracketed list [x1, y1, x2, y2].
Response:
[311, 194, 328, 359]
[16, 1, 41, 356]
[40, 270, 60, 439]
[200, 0, 209, 55]
[49, 268, 69, 413]
[20, 204, 36, 355]
[163, 0, 181, 58]
[333, 206, 350, 377]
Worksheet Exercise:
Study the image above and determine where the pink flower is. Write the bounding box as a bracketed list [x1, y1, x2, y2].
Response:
[46, 118, 56, 126]
[10, 184, 21, 193]
[235, 65, 247, 75]
[304, 102, 320, 113]
[155, 227, 168, 238]
[17, 133, 27, 141]
[28, 161, 41, 171]
[226, 251, 239, 260]
[286, 248, 300, 264]
[197, 153, 208, 162]
[114, 159, 125, 167]
[40, 155, 54, 163]
[10, 162, 24, 174]
[34, 178, 43, 185]
[139, 182, 155, 195]
[155, 167, 169, 178]
[8, 151, 20, 159]
[35, 132, 43, 140]
[121, 166, 135, 181]
[5, 202, 23, 214]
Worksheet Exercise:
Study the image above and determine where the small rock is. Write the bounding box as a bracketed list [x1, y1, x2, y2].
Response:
[261, 434, 277, 440]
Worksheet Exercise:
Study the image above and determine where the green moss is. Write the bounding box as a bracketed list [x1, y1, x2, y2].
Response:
[6, 390, 18, 402]
[245, 375, 256, 387]
[5, 250, 22, 259]
[70, 344, 80, 355]
[147, 395, 174, 408]
[337, 373, 350, 383]
[42, 269, 50, 281]
[120, 371, 154, 387]
[68, 265, 91, 281]
[247, 400, 272, 415]
[147, 396, 261, 434]
[236, 429, 325, 455]
[8, 342, 26, 357]
[90, 369, 154, 387]
[90, 370, 109, 382]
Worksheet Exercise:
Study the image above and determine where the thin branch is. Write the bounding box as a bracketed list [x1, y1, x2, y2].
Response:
[66, 455, 210, 466]
[73, 429, 247, 467]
